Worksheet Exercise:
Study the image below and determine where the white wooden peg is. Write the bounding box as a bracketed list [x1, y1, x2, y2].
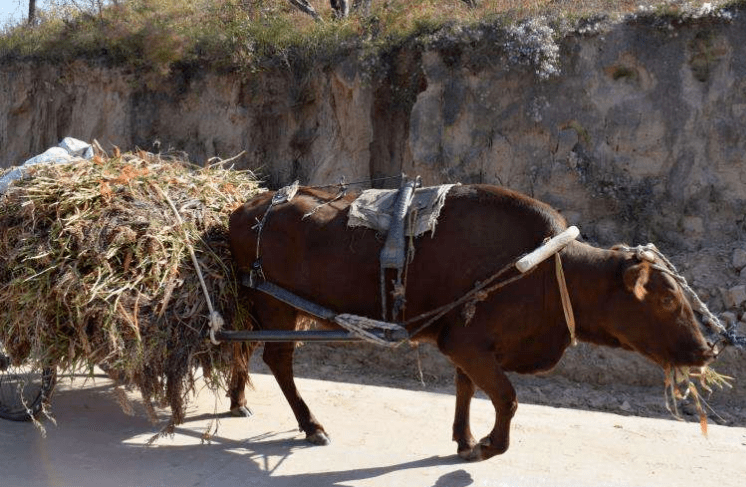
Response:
[516, 226, 580, 273]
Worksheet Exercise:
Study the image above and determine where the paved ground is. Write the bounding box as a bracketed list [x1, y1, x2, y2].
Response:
[2, 372, 745, 487]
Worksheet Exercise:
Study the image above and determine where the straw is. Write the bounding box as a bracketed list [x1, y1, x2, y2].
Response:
[0, 150, 263, 429]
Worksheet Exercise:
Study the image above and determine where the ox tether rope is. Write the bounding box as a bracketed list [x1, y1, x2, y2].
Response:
[404, 226, 581, 343]
[153, 183, 225, 345]
[614, 244, 746, 350]
[615, 244, 726, 334]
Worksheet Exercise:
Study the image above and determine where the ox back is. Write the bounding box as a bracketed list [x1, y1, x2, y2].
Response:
[230, 184, 570, 372]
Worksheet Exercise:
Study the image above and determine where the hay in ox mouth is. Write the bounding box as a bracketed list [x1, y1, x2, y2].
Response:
[0, 150, 263, 432]
[664, 365, 734, 437]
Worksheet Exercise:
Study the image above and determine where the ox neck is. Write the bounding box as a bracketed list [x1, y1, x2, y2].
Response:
[560, 241, 629, 348]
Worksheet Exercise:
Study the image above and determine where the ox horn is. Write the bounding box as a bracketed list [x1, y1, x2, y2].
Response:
[615, 243, 657, 263]
[639, 249, 656, 262]
[636, 243, 657, 262]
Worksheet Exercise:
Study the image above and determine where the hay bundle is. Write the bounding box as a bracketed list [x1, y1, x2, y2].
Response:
[0, 150, 263, 427]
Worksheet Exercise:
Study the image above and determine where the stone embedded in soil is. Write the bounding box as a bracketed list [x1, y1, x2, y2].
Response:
[723, 285, 746, 309]
[681, 216, 705, 237]
[733, 248, 746, 270]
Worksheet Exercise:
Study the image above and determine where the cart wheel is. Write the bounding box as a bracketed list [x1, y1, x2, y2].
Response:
[0, 346, 57, 422]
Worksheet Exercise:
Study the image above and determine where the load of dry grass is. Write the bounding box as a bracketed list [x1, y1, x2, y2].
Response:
[0, 149, 263, 429]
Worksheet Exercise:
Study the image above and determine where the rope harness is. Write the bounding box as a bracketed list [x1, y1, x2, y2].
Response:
[555, 252, 577, 345]
[243, 180, 745, 351]
[614, 244, 746, 350]
[247, 179, 581, 346]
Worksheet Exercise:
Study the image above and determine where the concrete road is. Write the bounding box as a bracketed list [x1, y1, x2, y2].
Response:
[1, 373, 744, 487]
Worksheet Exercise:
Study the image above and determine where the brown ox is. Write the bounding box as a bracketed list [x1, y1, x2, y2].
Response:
[227, 184, 716, 461]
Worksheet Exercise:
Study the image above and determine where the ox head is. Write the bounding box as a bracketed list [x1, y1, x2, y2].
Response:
[607, 246, 718, 369]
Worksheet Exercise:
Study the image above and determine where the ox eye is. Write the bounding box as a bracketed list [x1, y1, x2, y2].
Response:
[660, 295, 676, 310]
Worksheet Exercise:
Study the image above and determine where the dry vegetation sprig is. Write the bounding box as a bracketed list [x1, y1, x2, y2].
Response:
[664, 365, 734, 436]
[0, 151, 263, 428]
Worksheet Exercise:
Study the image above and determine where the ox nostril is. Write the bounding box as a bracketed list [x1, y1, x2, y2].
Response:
[705, 347, 717, 361]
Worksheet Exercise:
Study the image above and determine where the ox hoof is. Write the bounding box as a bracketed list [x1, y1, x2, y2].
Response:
[459, 443, 486, 462]
[459, 437, 507, 461]
[306, 430, 331, 446]
[456, 440, 478, 460]
[230, 406, 253, 418]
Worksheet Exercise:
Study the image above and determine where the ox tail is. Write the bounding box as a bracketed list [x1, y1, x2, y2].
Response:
[225, 332, 259, 415]
[222, 281, 260, 411]
[231, 341, 257, 388]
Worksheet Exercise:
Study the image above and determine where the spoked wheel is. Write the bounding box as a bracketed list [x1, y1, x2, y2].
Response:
[0, 344, 56, 421]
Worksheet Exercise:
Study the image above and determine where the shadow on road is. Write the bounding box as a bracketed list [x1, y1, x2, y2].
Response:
[4, 379, 474, 487]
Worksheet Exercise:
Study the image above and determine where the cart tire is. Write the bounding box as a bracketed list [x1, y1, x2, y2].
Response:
[0, 355, 57, 422]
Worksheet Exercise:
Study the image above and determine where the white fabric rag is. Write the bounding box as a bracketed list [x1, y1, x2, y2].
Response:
[347, 184, 458, 237]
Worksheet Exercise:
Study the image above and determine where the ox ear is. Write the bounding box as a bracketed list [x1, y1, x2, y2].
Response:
[624, 262, 650, 301]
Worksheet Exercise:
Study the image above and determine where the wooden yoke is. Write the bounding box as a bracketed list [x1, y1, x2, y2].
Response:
[516, 226, 580, 345]
[516, 226, 579, 273]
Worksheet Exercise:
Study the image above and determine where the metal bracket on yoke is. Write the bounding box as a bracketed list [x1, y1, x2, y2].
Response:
[379, 175, 421, 321]
[380, 175, 421, 270]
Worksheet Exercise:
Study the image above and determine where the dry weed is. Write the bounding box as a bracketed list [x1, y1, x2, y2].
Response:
[0, 150, 263, 428]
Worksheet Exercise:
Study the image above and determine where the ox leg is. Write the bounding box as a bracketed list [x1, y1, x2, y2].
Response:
[252, 294, 329, 445]
[446, 350, 517, 461]
[228, 342, 255, 417]
[453, 367, 477, 456]
[263, 342, 330, 445]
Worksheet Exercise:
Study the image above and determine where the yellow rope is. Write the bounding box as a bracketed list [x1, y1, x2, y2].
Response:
[555, 253, 577, 346]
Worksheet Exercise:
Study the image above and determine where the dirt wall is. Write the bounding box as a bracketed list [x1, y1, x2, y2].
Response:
[1, 8, 745, 412]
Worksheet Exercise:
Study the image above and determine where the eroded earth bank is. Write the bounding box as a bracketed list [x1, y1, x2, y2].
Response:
[2, 6, 746, 424]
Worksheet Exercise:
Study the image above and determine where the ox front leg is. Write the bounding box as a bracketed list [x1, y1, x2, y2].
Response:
[263, 342, 330, 445]
[447, 351, 517, 461]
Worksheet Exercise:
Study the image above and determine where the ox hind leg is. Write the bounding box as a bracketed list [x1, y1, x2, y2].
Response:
[228, 342, 256, 417]
[254, 295, 330, 445]
[453, 367, 477, 456]
[444, 346, 517, 461]
[263, 342, 330, 445]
